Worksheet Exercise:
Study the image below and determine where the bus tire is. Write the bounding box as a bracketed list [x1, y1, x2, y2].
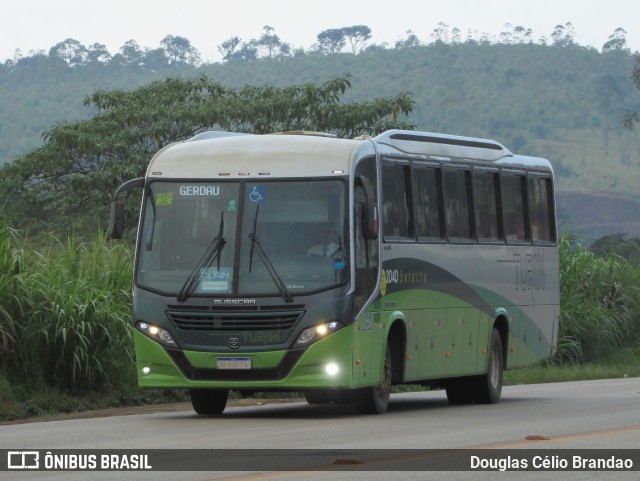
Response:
[445, 378, 473, 404]
[352, 344, 392, 414]
[473, 328, 503, 404]
[189, 389, 229, 415]
[304, 390, 350, 405]
[304, 391, 330, 404]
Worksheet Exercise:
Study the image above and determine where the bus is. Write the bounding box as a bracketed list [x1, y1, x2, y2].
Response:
[110, 129, 559, 415]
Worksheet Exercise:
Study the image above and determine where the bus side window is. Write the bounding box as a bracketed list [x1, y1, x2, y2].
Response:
[382, 162, 413, 239]
[444, 168, 472, 240]
[473, 170, 501, 241]
[528, 176, 555, 243]
[413, 165, 443, 240]
[501, 173, 529, 242]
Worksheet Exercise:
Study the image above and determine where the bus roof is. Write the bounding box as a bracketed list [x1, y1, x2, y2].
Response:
[145, 130, 553, 179]
[376, 130, 552, 171]
[375, 130, 512, 162]
[146, 132, 364, 179]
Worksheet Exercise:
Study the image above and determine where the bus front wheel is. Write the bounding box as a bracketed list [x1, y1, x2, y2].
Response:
[189, 389, 229, 415]
[352, 344, 392, 414]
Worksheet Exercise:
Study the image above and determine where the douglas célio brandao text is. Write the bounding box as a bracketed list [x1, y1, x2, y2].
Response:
[470, 454, 634, 471]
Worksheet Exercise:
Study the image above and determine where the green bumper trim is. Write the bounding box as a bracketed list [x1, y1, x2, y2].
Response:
[134, 326, 356, 389]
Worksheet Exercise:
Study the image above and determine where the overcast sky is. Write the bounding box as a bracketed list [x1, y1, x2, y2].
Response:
[3, 0, 639, 62]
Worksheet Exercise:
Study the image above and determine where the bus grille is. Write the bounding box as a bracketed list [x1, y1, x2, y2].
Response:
[166, 310, 303, 332]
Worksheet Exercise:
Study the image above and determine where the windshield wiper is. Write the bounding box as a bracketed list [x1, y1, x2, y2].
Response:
[177, 211, 226, 302]
[248, 205, 293, 303]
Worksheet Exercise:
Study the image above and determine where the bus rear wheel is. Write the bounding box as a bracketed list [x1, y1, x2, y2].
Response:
[473, 328, 503, 404]
[352, 344, 392, 414]
[189, 389, 229, 415]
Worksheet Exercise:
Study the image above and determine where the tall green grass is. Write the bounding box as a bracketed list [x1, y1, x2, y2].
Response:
[0, 225, 134, 391]
[555, 234, 640, 363]
[0, 221, 19, 369]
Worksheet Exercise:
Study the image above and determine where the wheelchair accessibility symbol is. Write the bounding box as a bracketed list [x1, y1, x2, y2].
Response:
[248, 186, 265, 203]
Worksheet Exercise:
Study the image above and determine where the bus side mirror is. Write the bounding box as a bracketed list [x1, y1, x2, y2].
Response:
[109, 201, 125, 239]
[109, 177, 144, 239]
[363, 204, 379, 240]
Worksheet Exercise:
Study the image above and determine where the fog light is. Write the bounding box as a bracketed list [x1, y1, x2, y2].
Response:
[325, 362, 340, 376]
[142, 366, 151, 375]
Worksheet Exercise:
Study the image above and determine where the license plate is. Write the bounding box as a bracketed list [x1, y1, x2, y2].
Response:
[217, 357, 251, 370]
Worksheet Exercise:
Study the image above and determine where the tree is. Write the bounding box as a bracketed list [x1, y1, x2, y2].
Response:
[500, 24, 533, 45]
[395, 30, 420, 49]
[141, 48, 171, 69]
[602, 28, 628, 53]
[597, 74, 627, 158]
[430, 22, 451, 44]
[513, 26, 533, 44]
[315, 29, 347, 54]
[86, 43, 111, 64]
[48, 38, 88, 67]
[623, 54, 640, 130]
[160, 35, 201, 66]
[115, 39, 144, 66]
[0, 75, 414, 230]
[218, 36, 241, 62]
[235, 42, 259, 62]
[499, 23, 514, 44]
[550, 23, 575, 47]
[342, 25, 372, 54]
[254, 25, 291, 59]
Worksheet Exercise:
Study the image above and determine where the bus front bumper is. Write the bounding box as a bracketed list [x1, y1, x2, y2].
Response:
[133, 328, 355, 390]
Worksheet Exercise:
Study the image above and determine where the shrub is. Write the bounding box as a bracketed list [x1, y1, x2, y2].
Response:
[1, 229, 134, 391]
[556, 234, 640, 363]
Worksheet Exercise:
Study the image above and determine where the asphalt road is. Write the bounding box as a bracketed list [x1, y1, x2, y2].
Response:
[1, 377, 639, 481]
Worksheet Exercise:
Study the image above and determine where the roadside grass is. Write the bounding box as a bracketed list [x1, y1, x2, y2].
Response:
[0, 375, 187, 421]
[0, 229, 135, 390]
[504, 347, 640, 386]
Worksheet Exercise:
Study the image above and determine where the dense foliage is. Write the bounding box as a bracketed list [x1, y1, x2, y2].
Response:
[0, 227, 133, 390]
[557, 235, 640, 363]
[0, 75, 413, 232]
[591, 233, 640, 264]
[1, 26, 639, 196]
[623, 53, 640, 129]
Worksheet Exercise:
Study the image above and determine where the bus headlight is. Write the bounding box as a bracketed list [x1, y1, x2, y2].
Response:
[136, 321, 177, 347]
[293, 321, 343, 348]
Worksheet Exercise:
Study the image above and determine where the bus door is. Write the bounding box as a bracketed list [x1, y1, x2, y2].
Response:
[352, 155, 380, 386]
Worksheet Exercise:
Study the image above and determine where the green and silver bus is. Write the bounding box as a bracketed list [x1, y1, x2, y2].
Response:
[110, 129, 559, 415]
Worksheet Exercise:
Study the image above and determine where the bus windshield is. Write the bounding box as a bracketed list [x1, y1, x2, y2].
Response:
[136, 179, 348, 298]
